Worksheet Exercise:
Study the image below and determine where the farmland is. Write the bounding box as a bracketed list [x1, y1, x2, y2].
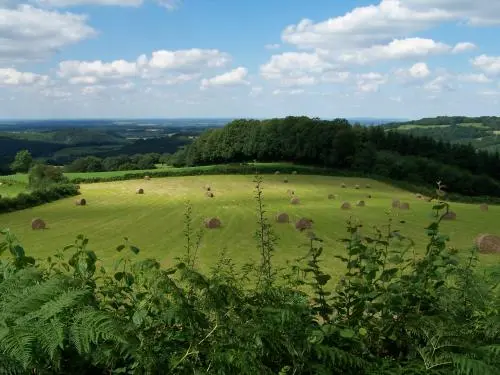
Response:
[1, 174, 498, 280]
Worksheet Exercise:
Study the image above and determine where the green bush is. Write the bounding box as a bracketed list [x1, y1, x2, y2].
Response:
[0, 180, 498, 374]
[0, 183, 79, 214]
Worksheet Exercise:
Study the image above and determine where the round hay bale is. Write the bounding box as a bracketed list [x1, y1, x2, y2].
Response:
[144, 176, 151, 180]
[341, 202, 351, 210]
[75, 184, 80, 189]
[136, 188, 144, 194]
[290, 197, 300, 205]
[341, 183, 346, 188]
[367, 194, 372, 199]
[442, 211, 457, 220]
[295, 218, 313, 231]
[475, 234, 500, 254]
[75, 198, 86, 206]
[392, 199, 400, 208]
[205, 185, 211, 191]
[400, 202, 410, 210]
[356, 200, 365, 207]
[355, 184, 360, 189]
[205, 191, 214, 198]
[480, 204, 488, 212]
[283, 178, 289, 183]
[287, 189, 295, 195]
[292, 170, 298, 175]
[276, 212, 289, 223]
[204, 217, 221, 229]
[31, 218, 46, 230]
[416, 193, 423, 199]
[275, 171, 280, 175]
[365, 184, 371, 189]
[328, 193, 336, 200]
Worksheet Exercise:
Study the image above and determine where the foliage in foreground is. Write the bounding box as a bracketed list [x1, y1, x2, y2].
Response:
[0, 178, 498, 374]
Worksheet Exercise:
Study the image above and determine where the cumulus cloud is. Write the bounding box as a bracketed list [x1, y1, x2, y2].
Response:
[356, 72, 387, 93]
[272, 88, 304, 95]
[423, 75, 454, 93]
[320, 71, 350, 83]
[0, 68, 49, 86]
[0, 5, 95, 61]
[58, 49, 232, 84]
[281, 0, 451, 50]
[408, 62, 431, 78]
[457, 73, 491, 83]
[200, 67, 249, 89]
[452, 42, 476, 53]
[471, 55, 500, 76]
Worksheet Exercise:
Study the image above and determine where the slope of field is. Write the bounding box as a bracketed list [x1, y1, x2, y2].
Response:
[1, 175, 497, 280]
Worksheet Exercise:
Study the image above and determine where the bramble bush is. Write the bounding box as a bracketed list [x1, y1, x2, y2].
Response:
[0, 178, 498, 374]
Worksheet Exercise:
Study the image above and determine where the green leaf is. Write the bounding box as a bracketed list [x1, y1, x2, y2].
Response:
[11, 245, 25, 258]
[316, 274, 331, 286]
[340, 328, 355, 339]
[358, 327, 367, 337]
[129, 245, 140, 255]
[114, 272, 125, 281]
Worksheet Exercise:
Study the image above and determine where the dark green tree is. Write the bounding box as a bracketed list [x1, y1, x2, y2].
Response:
[28, 164, 68, 189]
[10, 149, 33, 173]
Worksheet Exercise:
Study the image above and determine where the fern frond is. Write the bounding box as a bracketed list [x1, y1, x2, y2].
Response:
[70, 308, 131, 355]
[453, 355, 500, 375]
[0, 327, 36, 370]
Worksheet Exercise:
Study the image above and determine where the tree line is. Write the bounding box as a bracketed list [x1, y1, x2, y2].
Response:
[173, 116, 500, 197]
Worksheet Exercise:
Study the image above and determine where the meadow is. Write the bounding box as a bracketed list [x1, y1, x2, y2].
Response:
[1, 174, 497, 280]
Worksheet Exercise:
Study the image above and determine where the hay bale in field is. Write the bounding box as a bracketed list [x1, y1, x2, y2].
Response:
[416, 193, 423, 199]
[204, 217, 221, 229]
[292, 170, 298, 175]
[341, 183, 346, 188]
[205, 191, 214, 198]
[75, 198, 86, 206]
[283, 178, 289, 183]
[341, 202, 351, 210]
[400, 202, 410, 210]
[276, 213, 289, 223]
[31, 218, 46, 230]
[392, 199, 400, 208]
[295, 218, 313, 231]
[475, 234, 500, 254]
[144, 176, 151, 180]
[287, 189, 295, 195]
[275, 171, 280, 175]
[136, 188, 144, 194]
[480, 204, 489, 212]
[442, 211, 457, 220]
[205, 185, 211, 191]
[328, 193, 336, 200]
[365, 184, 371, 189]
[290, 197, 300, 205]
[367, 194, 372, 199]
[356, 200, 365, 207]
[355, 184, 360, 189]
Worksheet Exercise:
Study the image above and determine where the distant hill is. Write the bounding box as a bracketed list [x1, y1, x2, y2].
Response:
[384, 116, 500, 153]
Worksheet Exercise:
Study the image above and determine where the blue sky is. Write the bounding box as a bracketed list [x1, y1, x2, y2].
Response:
[2, 0, 500, 119]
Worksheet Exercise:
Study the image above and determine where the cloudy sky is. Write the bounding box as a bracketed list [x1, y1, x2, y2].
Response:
[1, 0, 500, 119]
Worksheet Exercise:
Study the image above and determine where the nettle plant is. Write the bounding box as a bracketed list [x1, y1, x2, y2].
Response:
[0, 178, 498, 375]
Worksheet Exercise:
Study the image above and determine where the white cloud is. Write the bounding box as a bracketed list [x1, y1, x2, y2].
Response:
[281, 0, 452, 50]
[249, 86, 263, 97]
[452, 42, 476, 53]
[200, 67, 249, 89]
[409, 62, 430, 78]
[58, 49, 232, 84]
[272, 88, 304, 95]
[423, 75, 454, 93]
[0, 68, 49, 86]
[471, 55, 500, 76]
[265, 44, 281, 50]
[404, 0, 500, 26]
[356, 72, 387, 93]
[0, 5, 95, 61]
[147, 49, 230, 71]
[457, 73, 491, 83]
[321, 71, 350, 83]
[81, 85, 106, 95]
[325, 37, 453, 64]
[260, 52, 333, 79]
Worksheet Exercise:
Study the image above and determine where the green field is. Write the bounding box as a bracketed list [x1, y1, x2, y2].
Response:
[0, 180, 27, 198]
[1, 174, 498, 280]
[396, 124, 451, 130]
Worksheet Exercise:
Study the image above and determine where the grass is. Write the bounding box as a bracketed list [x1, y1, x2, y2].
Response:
[396, 124, 451, 130]
[458, 123, 490, 129]
[1, 174, 498, 281]
[0, 180, 27, 198]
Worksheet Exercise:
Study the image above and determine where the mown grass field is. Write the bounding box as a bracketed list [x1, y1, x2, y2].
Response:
[1, 174, 498, 280]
